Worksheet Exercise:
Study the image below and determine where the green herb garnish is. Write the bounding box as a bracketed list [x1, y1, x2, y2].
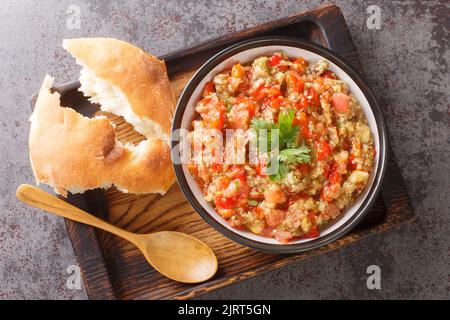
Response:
[277, 109, 300, 149]
[250, 109, 311, 181]
[248, 200, 259, 206]
[269, 161, 290, 181]
[269, 146, 311, 181]
[250, 118, 277, 132]
[250, 118, 276, 150]
[278, 147, 311, 164]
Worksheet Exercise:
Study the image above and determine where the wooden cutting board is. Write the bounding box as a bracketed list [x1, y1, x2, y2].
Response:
[31, 5, 415, 300]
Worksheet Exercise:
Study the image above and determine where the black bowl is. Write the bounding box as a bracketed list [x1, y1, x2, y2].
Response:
[171, 37, 388, 253]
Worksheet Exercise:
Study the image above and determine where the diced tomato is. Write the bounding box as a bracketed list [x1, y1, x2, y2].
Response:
[260, 99, 269, 112]
[325, 203, 341, 219]
[315, 141, 332, 161]
[322, 163, 331, 179]
[250, 84, 281, 101]
[249, 187, 264, 201]
[247, 102, 256, 117]
[200, 98, 226, 130]
[202, 82, 214, 97]
[218, 208, 234, 218]
[292, 115, 300, 127]
[286, 72, 304, 93]
[262, 96, 285, 112]
[211, 163, 223, 173]
[327, 162, 341, 184]
[287, 192, 309, 205]
[270, 96, 283, 110]
[300, 225, 319, 239]
[321, 91, 331, 103]
[261, 227, 274, 238]
[348, 154, 358, 171]
[256, 161, 266, 176]
[227, 216, 245, 228]
[214, 194, 234, 209]
[236, 197, 249, 210]
[320, 164, 342, 202]
[235, 171, 247, 185]
[298, 111, 307, 123]
[329, 170, 341, 185]
[198, 96, 213, 108]
[208, 109, 225, 130]
[228, 98, 255, 129]
[342, 139, 350, 151]
[306, 88, 320, 108]
[236, 97, 256, 116]
[295, 93, 309, 110]
[230, 222, 246, 230]
[301, 126, 311, 139]
[250, 84, 265, 101]
[274, 231, 294, 243]
[230, 166, 248, 191]
[215, 176, 230, 191]
[321, 183, 340, 202]
[230, 164, 243, 173]
[265, 209, 286, 227]
[263, 185, 287, 208]
[292, 57, 308, 74]
[298, 111, 311, 139]
[314, 77, 325, 90]
[321, 70, 336, 79]
[332, 92, 350, 113]
[269, 53, 282, 66]
[187, 163, 198, 175]
[251, 207, 264, 220]
[323, 162, 332, 177]
[231, 63, 245, 78]
[297, 163, 310, 174]
[307, 212, 317, 224]
[309, 226, 320, 238]
[265, 86, 281, 98]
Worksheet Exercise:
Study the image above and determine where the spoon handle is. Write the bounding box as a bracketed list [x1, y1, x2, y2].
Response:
[16, 184, 139, 244]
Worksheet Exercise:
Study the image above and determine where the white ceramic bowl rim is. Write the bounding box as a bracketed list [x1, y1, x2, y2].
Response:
[171, 37, 388, 253]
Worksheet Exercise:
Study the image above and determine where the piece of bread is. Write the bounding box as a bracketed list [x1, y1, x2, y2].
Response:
[63, 37, 175, 143]
[29, 75, 175, 196]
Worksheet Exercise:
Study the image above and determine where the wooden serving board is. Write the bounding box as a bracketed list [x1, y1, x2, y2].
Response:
[32, 5, 415, 300]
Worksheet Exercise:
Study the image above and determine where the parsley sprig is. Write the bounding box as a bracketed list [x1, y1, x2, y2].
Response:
[250, 109, 310, 181]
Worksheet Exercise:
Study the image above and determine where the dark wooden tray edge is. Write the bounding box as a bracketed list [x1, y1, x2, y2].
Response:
[160, 6, 330, 65]
[64, 193, 118, 300]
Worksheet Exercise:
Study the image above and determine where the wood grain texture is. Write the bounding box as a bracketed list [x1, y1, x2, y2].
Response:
[30, 5, 415, 300]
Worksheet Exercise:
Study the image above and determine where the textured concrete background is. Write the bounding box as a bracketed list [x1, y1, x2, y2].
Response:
[0, 0, 448, 299]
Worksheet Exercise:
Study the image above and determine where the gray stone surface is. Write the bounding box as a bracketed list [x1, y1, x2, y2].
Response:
[0, 0, 448, 299]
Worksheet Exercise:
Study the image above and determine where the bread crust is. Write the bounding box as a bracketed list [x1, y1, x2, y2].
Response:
[63, 38, 175, 141]
[29, 75, 175, 196]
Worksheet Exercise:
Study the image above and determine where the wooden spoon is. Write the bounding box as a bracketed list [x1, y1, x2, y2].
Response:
[16, 184, 218, 283]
